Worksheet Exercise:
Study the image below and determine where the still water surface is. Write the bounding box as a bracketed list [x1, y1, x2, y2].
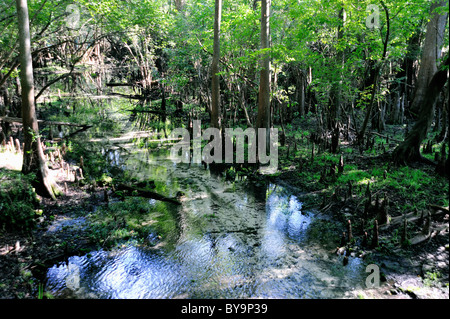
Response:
[45, 109, 367, 299]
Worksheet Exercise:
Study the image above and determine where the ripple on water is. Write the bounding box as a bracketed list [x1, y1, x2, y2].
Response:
[45, 147, 368, 299]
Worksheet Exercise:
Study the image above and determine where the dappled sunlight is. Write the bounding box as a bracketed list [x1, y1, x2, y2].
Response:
[0, 149, 22, 171]
[1, 0, 448, 301]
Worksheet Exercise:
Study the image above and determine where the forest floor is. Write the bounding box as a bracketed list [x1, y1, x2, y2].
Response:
[0, 117, 449, 299]
[0, 163, 107, 298]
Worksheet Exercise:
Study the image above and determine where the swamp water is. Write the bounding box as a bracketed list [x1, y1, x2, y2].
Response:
[44, 101, 367, 299]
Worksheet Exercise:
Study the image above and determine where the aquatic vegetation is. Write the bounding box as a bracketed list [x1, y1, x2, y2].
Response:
[87, 197, 177, 249]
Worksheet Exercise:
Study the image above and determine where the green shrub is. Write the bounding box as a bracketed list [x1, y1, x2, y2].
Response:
[0, 170, 40, 232]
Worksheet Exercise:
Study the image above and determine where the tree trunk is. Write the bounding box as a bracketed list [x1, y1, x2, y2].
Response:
[329, 7, 345, 130]
[390, 92, 401, 124]
[16, 0, 60, 200]
[256, 0, 270, 130]
[436, 84, 448, 143]
[256, 0, 271, 153]
[358, 1, 389, 143]
[210, 0, 222, 130]
[409, 0, 448, 116]
[174, 0, 185, 12]
[393, 55, 449, 165]
[387, 29, 421, 124]
[297, 69, 305, 117]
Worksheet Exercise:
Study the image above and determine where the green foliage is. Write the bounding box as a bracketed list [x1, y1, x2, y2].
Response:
[337, 167, 372, 187]
[0, 170, 40, 232]
[423, 271, 444, 287]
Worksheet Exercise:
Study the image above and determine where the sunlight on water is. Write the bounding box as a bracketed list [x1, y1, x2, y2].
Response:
[45, 128, 367, 299]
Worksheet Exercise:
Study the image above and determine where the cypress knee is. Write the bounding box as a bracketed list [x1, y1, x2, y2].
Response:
[340, 232, 346, 247]
[401, 217, 408, 246]
[338, 155, 344, 174]
[365, 183, 371, 205]
[362, 231, 368, 247]
[372, 220, 379, 248]
[363, 201, 369, 221]
[343, 255, 349, 266]
[104, 189, 109, 204]
[330, 163, 336, 176]
[376, 196, 389, 225]
[347, 220, 353, 243]
[15, 139, 21, 153]
[422, 211, 431, 236]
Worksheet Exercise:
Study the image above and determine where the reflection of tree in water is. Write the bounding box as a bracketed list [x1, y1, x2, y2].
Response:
[45, 128, 367, 298]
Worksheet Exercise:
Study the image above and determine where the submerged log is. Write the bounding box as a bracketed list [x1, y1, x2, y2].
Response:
[116, 183, 181, 205]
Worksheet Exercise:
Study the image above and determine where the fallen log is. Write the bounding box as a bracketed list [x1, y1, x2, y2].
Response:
[116, 183, 181, 205]
[429, 204, 449, 214]
[55, 125, 93, 141]
[379, 208, 447, 231]
[106, 82, 136, 87]
[410, 224, 449, 245]
[0, 116, 90, 128]
[108, 92, 146, 100]
[129, 108, 165, 115]
[347, 127, 403, 143]
[106, 81, 158, 87]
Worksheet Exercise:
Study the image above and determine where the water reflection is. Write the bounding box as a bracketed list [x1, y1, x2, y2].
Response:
[45, 113, 367, 299]
[46, 162, 366, 298]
